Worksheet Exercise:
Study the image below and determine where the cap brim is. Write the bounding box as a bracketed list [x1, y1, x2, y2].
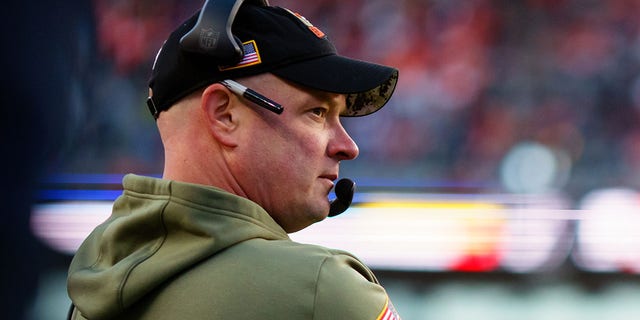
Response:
[270, 54, 398, 116]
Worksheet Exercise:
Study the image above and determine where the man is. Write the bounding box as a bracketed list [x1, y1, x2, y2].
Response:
[67, 1, 400, 319]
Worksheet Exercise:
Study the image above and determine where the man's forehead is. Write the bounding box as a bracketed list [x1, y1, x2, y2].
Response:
[241, 74, 347, 109]
[283, 84, 347, 112]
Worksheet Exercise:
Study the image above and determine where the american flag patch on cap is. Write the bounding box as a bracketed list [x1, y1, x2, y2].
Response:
[219, 40, 261, 71]
[376, 299, 401, 320]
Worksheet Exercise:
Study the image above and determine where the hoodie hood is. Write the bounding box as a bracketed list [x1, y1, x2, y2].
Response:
[67, 174, 289, 319]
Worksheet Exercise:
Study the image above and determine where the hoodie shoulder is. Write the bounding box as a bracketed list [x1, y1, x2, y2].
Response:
[127, 238, 392, 319]
[67, 175, 288, 319]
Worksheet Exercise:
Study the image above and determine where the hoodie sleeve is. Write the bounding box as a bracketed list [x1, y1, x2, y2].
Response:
[312, 253, 402, 320]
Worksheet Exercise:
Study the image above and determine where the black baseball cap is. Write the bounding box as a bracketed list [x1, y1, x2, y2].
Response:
[147, 2, 399, 118]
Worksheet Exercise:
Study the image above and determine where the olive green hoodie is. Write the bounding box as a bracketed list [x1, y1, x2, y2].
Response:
[67, 174, 399, 319]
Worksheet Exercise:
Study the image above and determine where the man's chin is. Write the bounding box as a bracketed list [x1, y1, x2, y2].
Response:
[287, 207, 329, 233]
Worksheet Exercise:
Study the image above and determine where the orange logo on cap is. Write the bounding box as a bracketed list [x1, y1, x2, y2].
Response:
[284, 8, 326, 38]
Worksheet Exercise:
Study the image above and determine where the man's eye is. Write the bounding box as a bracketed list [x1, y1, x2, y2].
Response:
[311, 108, 327, 117]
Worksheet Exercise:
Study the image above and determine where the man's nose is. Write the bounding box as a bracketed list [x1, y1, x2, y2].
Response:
[329, 122, 359, 161]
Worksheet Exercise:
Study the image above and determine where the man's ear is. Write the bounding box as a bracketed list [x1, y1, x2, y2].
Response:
[201, 83, 239, 147]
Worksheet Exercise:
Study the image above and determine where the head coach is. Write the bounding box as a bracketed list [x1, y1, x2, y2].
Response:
[67, 1, 400, 319]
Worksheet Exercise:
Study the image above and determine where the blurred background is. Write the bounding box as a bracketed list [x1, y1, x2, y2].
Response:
[6, 0, 640, 319]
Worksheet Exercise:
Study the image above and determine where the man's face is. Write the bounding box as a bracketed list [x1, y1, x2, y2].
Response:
[231, 74, 359, 233]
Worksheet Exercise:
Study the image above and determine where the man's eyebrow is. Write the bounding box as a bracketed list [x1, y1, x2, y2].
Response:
[305, 90, 346, 111]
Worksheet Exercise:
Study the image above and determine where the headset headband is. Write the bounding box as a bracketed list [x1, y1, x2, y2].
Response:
[179, 0, 269, 65]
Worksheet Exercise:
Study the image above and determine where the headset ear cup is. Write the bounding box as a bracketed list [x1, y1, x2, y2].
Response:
[179, 0, 246, 65]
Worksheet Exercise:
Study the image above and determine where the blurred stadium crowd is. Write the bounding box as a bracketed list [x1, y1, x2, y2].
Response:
[61, 0, 640, 203]
[12, 2, 639, 318]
